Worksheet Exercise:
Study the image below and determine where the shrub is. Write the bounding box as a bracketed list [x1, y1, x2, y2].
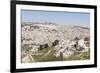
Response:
[52, 40, 59, 47]
[84, 37, 89, 41]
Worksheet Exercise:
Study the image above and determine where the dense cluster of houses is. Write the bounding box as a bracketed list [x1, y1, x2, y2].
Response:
[21, 23, 90, 63]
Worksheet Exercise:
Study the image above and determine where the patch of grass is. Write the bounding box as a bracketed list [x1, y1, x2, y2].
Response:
[38, 48, 49, 54]
[79, 51, 90, 60]
[32, 47, 90, 62]
[32, 47, 64, 62]
[33, 54, 64, 62]
[64, 50, 90, 61]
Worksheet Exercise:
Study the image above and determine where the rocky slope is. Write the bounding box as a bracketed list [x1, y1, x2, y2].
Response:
[21, 22, 90, 63]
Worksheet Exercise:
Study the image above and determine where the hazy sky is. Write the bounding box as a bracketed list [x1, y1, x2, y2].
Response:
[21, 10, 90, 27]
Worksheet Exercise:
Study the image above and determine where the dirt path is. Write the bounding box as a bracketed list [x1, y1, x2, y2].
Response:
[28, 54, 35, 62]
